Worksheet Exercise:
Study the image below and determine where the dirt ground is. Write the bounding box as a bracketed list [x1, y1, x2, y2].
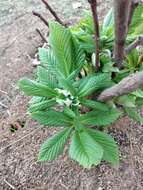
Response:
[0, 0, 143, 189]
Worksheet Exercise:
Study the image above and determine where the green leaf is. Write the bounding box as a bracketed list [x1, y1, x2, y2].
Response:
[38, 48, 49, 65]
[58, 76, 77, 96]
[38, 48, 57, 76]
[80, 10, 94, 34]
[29, 96, 45, 104]
[49, 22, 74, 77]
[28, 99, 56, 113]
[136, 97, 143, 107]
[71, 36, 85, 72]
[77, 33, 95, 53]
[64, 107, 76, 119]
[102, 8, 114, 31]
[128, 4, 143, 35]
[73, 117, 84, 131]
[127, 49, 139, 71]
[38, 48, 58, 87]
[117, 95, 136, 108]
[49, 22, 85, 79]
[114, 69, 130, 82]
[18, 78, 58, 97]
[38, 48, 56, 66]
[80, 99, 109, 111]
[102, 62, 119, 73]
[39, 128, 72, 161]
[78, 73, 112, 97]
[67, 63, 84, 81]
[71, 11, 94, 34]
[134, 23, 143, 35]
[132, 89, 143, 98]
[67, 38, 85, 80]
[37, 66, 57, 88]
[86, 128, 119, 165]
[69, 131, 103, 168]
[80, 108, 122, 126]
[125, 107, 143, 124]
[31, 110, 72, 127]
[100, 52, 111, 65]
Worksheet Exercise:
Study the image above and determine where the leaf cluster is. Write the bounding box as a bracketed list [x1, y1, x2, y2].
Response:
[18, 5, 143, 168]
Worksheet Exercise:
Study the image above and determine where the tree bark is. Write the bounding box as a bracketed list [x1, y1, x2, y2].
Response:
[98, 72, 143, 102]
[114, 0, 131, 68]
[88, 0, 100, 71]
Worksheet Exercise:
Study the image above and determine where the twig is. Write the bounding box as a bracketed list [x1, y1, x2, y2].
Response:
[41, 0, 66, 26]
[88, 0, 100, 71]
[98, 71, 143, 102]
[125, 36, 143, 54]
[4, 179, 15, 190]
[36, 28, 48, 43]
[0, 101, 8, 109]
[0, 89, 8, 95]
[32, 11, 49, 27]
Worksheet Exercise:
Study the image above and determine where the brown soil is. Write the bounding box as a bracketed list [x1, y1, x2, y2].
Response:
[0, 0, 143, 190]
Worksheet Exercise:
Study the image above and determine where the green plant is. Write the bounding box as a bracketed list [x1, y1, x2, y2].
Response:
[18, 4, 143, 169]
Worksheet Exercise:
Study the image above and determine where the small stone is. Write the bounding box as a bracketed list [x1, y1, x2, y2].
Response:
[72, 2, 82, 9]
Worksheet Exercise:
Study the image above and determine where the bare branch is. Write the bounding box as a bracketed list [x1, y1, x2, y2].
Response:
[125, 36, 143, 54]
[88, 0, 100, 71]
[41, 0, 66, 26]
[32, 11, 49, 27]
[36, 28, 48, 43]
[114, 0, 131, 68]
[98, 72, 143, 102]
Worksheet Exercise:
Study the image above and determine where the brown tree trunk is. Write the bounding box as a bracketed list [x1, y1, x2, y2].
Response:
[114, 0, 131, 68]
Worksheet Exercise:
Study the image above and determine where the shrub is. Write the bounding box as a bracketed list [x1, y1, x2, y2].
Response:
[18, 3, 143, 168]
